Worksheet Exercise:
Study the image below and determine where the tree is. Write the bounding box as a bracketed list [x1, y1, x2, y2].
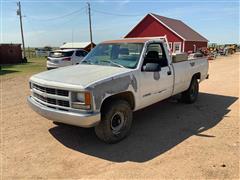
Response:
[43, 46, 52, 51]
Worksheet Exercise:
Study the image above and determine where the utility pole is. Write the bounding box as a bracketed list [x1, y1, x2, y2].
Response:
[17, 1, 26, 62]
[87, 2, 93, 50]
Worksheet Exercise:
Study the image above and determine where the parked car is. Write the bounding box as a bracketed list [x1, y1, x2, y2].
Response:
[35, 48, 51, 57]
[28, 38, 209, 143]
[47, 49, 88, 70]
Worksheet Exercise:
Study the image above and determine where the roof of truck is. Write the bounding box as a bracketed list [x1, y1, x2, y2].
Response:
[102, 37, 164, 44]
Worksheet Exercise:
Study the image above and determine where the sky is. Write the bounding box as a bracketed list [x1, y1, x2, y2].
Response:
[1, 0, 239, 47]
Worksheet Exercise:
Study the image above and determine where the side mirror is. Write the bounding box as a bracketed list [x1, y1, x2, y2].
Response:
[143, 63, 161, 72]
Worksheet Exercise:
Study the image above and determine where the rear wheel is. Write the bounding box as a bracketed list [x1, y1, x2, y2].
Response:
[94, 100, 133, 143]
[181, 77, 199, 103]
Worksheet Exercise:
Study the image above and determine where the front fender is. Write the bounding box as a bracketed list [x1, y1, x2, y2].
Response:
[87, 74, 138, 111]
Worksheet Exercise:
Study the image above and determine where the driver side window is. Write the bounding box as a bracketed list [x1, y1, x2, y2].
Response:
[143, 43, 168, 67]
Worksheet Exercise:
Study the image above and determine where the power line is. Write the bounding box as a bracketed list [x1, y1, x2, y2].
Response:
[91, 8, 143, 17]
[26, 7, 85, 21]
[24, 8, 87, 46]
[24, 18, 46, 46]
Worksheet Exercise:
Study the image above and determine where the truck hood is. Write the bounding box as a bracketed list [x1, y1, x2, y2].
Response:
[30, 64, 133, 89]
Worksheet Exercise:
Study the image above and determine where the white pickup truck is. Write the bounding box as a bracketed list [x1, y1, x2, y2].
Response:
[28, 38, 209, 143]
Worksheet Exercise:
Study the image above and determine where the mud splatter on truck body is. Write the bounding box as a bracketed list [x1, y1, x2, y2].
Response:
[88, 75, 137, 110]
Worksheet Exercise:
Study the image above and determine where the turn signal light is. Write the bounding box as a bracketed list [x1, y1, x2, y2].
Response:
[85, 92, 91, 105]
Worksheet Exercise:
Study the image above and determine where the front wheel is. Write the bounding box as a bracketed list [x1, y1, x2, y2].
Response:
[181, 77, 199, 103]
[94, 100, 133, 143]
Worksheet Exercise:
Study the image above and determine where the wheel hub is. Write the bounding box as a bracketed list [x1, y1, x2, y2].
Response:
[111, 112, 125, 134]
[190, 81, 197, 98]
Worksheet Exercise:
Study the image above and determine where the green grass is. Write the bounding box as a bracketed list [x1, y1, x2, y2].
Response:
[0, 57, 47, 76]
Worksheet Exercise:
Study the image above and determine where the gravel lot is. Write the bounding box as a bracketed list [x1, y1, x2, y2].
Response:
[1, 53, 239, 179]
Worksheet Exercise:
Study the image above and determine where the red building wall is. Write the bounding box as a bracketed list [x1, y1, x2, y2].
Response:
[184, 41, 208, 53]
[0, 44, 22, 64]
[84, 43, 96, 52]
[125, 15, 184, 51]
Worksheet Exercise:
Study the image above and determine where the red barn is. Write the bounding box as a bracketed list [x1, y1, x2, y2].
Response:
[125, 13, 208, 53]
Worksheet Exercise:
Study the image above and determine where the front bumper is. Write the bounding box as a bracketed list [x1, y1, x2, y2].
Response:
[28, 96, 100, 128]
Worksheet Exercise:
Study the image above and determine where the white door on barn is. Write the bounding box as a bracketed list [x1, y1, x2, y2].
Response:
[173, 42, 182, 53]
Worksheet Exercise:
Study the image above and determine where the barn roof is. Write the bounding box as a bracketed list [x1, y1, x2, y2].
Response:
[125, 13, 208, 42]
[150, 13, 208, 42]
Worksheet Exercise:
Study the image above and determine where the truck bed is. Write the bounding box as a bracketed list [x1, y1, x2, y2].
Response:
[172, 55, 208, 95]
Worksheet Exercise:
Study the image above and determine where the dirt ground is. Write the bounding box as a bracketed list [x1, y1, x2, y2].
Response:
[1, 53, 239, 179]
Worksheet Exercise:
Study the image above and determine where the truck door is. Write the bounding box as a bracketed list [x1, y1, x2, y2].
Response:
[139, 43, 174, 108]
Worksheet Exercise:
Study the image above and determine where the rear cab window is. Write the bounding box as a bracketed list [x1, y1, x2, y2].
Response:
[76, 50, 88, 57]
[144, 43, 168, 67]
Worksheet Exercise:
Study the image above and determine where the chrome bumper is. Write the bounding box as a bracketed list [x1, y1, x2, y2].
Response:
[28, 96, 100, 128]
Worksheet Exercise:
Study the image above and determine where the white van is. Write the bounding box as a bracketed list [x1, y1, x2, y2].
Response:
[47, 49, 88, 70]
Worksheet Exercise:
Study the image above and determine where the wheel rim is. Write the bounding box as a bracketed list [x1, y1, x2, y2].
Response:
[110, 112, 125, 134]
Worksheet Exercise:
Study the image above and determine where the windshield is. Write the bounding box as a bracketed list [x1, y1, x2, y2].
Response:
[49, 51, 74, 58]
[81, 43, 144, 68]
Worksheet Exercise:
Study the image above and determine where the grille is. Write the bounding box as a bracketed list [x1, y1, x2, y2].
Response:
[32, 83, 70, 110]
[33, 84, 69, 97]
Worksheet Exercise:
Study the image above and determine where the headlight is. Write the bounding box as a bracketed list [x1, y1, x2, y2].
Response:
[76, 92, 85, 103]
[72, 91, 91, 110]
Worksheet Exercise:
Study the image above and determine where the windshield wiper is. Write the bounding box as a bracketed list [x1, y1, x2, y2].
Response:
[100, 60, 125, 68]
